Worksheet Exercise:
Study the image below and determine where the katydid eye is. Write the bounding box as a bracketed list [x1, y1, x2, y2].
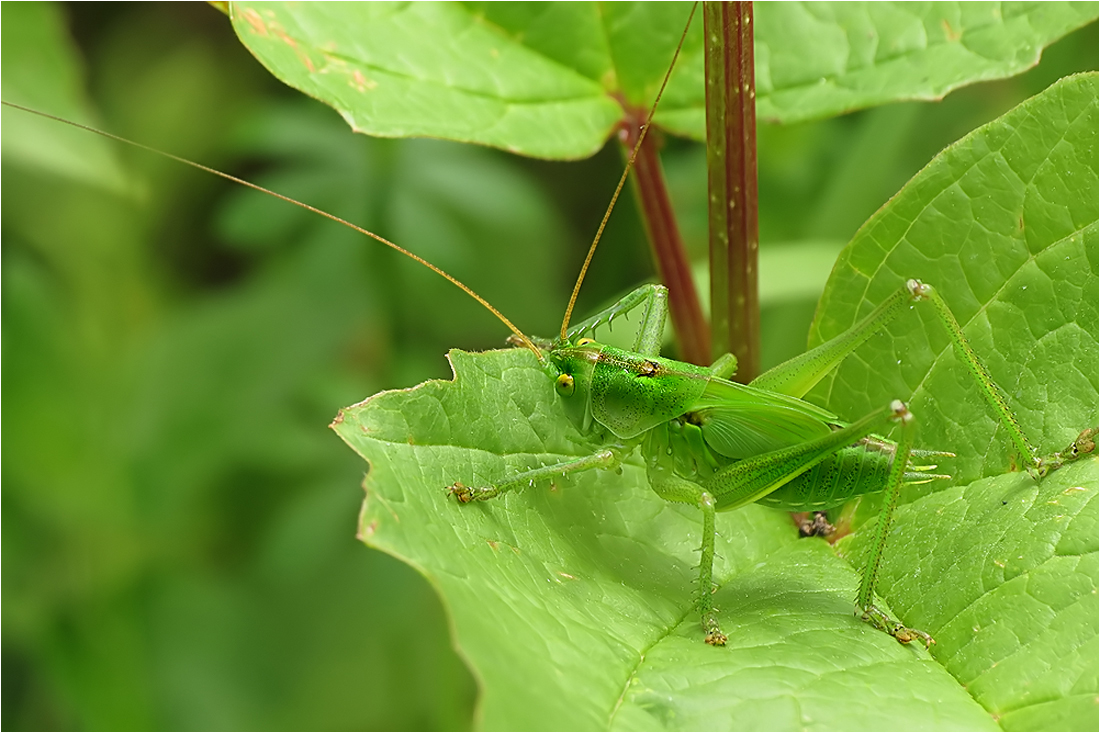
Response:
[577, 338, 595, 346]
[555, 373, 575, 397]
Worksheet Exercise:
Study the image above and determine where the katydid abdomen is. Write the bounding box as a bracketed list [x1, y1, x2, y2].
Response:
[754, 440, 903, 512]
[649, 409, 912, 513]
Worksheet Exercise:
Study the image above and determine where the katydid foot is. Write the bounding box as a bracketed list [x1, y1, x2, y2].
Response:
[703, 621, 728, 647]
[1034, 427, 1098, 477]
[797, 511, 836, 538]
[446, 482, 481, 503]
[860, 604, 935, 649]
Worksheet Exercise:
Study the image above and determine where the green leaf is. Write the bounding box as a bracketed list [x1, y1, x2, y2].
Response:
[227, 2, 694, 158]
[334, 349, 995, 731]
[809, 72, 1098, 486]
[751, 2, 1100, 125]
[812, 73, 1099, 730]
[843, 462, 1098, 731]
[335, 75, 1098, 729]
[227, 2, 1095, 154]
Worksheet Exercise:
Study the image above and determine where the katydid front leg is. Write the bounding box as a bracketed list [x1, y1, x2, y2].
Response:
[447, 446, 627, 503]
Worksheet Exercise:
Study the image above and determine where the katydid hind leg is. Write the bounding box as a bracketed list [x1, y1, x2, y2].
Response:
[854, 401, 935, 648]
[749, 285, 911, 399]
[701, 403, 900, 512]
[752, 279, 1040, 475]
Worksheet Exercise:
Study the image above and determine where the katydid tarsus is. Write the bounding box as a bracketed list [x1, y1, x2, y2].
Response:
[3, 8, 1091, 652]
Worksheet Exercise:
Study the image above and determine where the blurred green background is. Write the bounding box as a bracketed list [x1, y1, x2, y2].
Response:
[2, 3, 1096, 729]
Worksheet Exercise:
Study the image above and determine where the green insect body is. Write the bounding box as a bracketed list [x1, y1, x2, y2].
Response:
[549, 339, 918, 514]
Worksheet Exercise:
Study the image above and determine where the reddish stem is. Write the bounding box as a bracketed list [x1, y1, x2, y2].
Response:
[705, 1, 760, 382]
[622, 114, 711, 366]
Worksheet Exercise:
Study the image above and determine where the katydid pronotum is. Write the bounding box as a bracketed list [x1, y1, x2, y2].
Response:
[4, 8, 1093, 654]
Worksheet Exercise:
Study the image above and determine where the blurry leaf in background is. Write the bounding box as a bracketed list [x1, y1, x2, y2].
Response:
[227, 2, 1097, 149]
[0, 2, 127, 190]
[3, 3, 478, 729]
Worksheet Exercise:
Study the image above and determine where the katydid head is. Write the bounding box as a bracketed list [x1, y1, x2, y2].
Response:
[545, 338, 602, 435]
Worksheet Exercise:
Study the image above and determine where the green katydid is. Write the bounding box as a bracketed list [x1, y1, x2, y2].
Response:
[443, 274, 1065, 647]
[4, 11, 1093, 657]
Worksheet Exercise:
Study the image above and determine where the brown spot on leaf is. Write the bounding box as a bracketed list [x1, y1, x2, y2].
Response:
[242, 8, 267, 36]
[357, 519, 379, 541]
[351, 69, 377, 92]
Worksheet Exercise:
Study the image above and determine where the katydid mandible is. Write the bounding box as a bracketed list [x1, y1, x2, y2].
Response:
[3, 7, 1087, 651]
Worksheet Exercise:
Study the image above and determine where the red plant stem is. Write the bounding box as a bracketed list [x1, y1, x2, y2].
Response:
[623, 114, 711, 366]
[705, 1, 760, 382]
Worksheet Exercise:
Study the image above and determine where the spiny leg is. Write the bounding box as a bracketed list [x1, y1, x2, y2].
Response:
[855, 401, 934, 647]
[563, 283, 669, 357]
[750, 286, 912, 399]
[643, 453, 728, 646]
[911, 281, 1037, 475]
[448, 449, 621, 503]
[697, 491, 726, 645]
[750, 279, 1040, 474]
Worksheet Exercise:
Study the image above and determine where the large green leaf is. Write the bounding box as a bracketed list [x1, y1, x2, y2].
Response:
[807, 72, 1098, 486]
[335, 76, 1098, 729]
[806, 71, 1099, 731]
[751, 2, 1100, 124]
[335, 348, 996, 731]
[227, 2, 1096, 156]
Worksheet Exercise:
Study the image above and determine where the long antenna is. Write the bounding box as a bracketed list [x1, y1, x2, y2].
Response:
[2, 100, 544, 360]
[558, 2, 698, 341]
